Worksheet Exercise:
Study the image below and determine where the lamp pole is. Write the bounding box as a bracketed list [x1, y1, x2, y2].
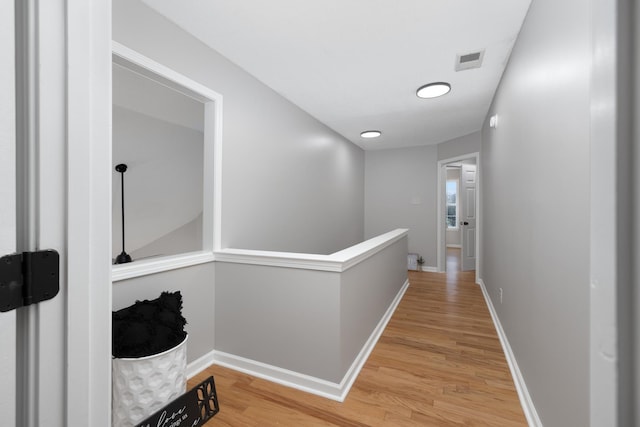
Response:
[114, 163, 132, 264]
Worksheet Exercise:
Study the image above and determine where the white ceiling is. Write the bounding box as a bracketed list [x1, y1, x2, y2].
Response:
[141, 0, 531, 150]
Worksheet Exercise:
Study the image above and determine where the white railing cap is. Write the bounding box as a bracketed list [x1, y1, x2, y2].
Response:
[214, 228, 408, 272]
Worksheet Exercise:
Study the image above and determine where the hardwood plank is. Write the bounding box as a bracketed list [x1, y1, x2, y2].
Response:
[189, 269, 527, 426]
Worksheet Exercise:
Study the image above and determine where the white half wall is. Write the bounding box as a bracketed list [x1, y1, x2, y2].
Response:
[215, 264, 342, 381]
[214, 232, 408, 398]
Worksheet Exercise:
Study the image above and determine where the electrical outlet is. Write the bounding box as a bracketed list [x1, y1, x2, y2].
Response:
[499, 288, 503, 304]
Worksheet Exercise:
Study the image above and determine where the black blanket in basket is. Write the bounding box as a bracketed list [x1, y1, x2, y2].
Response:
[112, 291, 187, 358]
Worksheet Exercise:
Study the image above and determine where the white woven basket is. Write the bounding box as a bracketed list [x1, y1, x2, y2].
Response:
[112, 335, 188, 427]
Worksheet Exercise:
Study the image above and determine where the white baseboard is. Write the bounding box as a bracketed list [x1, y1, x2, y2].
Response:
[477, 278, 543, 427]
[421, 266, 438, 272]
[213, 350, 345, 400]
[186, 348, 344, 400]
[186, 349, 216, 379]
[206, 279, 410, 402]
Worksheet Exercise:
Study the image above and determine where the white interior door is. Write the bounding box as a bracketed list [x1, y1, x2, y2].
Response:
[0, 0, 17, 423]
[460, 164, 477, 271]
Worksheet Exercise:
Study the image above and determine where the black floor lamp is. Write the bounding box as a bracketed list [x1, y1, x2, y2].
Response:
[114, 163, 132, 264]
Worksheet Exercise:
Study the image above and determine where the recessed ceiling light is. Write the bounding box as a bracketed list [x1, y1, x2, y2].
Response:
[416, 82, 451, 99]
[360, 130, 381, 139]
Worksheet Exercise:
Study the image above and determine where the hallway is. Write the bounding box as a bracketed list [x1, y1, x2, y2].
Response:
[446, 247, 463, 273]
[189, 266, 526, 426]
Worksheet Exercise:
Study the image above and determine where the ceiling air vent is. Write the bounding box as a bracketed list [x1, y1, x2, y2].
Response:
[455, 49, 485, 71]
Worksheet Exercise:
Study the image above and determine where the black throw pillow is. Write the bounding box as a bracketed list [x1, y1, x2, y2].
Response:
[112, 291, 187, 358]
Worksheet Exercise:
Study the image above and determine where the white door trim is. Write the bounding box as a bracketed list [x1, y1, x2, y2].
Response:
[12, 0, 111, 424]
[15, 0, 67, 424]
[436, 152, 481, 274]
[67, 0, 113, 425]
[0, 0, 16, 423]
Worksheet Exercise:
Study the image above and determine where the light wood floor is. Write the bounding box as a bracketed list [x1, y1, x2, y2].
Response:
[446, 247, 462, 273]
[189, 257, 526, 426]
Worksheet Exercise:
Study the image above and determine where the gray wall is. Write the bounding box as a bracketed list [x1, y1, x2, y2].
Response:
[635, 2, 640, 422]
[635, 7, 640, 420]
[364, 145, 438, 267]
[480, 0, 590, 424]
[131, 215, 203, 261]
[113, 0, 365, 256]
[364, 133, 480, 269]
[112, 106, 204, 258]
[437, 131, 481, 161]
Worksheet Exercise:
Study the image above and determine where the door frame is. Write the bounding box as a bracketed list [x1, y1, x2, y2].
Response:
[436, 152, 481, 274]
[66, 0, 112, 424]
[13, 0, 112, 425]
[0, 0, 16, 423]
[459, 163, 478, 271]
[5, 0, 112, 425]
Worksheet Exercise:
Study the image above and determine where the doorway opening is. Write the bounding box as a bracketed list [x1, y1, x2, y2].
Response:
[446, 247, 462, 272]
[436, 153, 480, 274]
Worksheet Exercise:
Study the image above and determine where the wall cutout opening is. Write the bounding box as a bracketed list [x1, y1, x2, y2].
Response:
[112, 42, 222, 281]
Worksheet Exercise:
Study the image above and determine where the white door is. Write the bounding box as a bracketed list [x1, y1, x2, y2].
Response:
[0, 0, 17, 423]
[460, 164, 477, 271]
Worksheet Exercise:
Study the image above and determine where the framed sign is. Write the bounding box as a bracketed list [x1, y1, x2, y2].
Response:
[135, 376, 219, 427]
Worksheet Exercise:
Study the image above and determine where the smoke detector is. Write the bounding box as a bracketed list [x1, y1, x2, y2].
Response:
[455, 50, 485, 71]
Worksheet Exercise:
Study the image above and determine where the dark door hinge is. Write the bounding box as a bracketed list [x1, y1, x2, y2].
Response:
[0, 250, 59, 312]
